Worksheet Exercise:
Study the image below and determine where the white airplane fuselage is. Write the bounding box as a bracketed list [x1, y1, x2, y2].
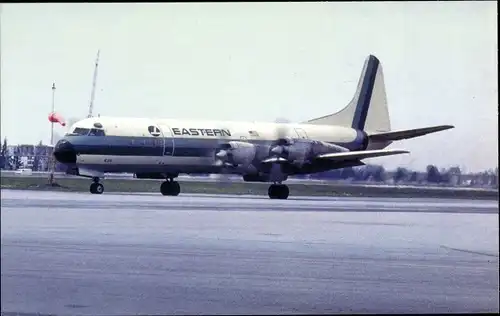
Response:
[57, 116, 376, 179]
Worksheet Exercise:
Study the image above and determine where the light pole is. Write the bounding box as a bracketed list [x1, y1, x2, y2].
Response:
[48, 82, 56, 185]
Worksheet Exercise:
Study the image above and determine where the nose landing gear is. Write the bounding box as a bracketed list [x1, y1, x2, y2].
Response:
[90, 178, 104, 194]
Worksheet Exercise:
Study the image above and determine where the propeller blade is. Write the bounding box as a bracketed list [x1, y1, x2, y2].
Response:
[214, 159, 224, 167]
[269, 117, 293, 161]
[213, 125, 235, 184]
[274, 117, 290, 141]
[270, 146, 283, 155]
[215, 150, 228, 159]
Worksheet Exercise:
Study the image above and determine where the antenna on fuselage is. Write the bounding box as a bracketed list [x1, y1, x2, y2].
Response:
[87, 49, 100, 118]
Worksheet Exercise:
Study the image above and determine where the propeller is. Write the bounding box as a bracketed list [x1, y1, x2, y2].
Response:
[212, 117, 296, 185]
[269, 117, 293, 160]
[274, 117, 291, 140]
[212, 125, 235, 184]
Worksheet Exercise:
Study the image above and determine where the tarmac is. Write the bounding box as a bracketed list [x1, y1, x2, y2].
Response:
[1, 189, 499, 315]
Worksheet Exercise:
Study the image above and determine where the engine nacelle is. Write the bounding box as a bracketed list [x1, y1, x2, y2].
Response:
[310, 140, 349, 156]
[270, 139, 349, 164]
[216, 141, 257, 166]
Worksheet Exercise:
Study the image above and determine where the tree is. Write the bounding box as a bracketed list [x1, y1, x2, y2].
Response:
[480, 170, 492, 186]
[353, 164, 385, 182]
[494, 167, 499, 188]
[446, 166, 462, 186]
[0, 137, 7, 169]
[439, 171, 451, 184]
[340, 167, 356, 180]
[426, 165, 441, 183]
[393, 167, 409, 183]
[409, 171, 418, 183]
[1, 137, 7, 156]
[372, 165, 386, 182]
[32, 140, 43, 171]
[314, 169, 342, 180]
[12, 146, 21, 170]
[448, 166, 461, 175]
[353, 166, 368, 181]
[326, 169, 343, 179]
[31, 141, 42, 171]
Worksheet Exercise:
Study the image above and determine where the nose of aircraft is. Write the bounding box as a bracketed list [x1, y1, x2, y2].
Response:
[53, 139, 77, 164]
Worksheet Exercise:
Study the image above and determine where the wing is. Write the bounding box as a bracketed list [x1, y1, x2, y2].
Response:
[262, 148, 408, 164]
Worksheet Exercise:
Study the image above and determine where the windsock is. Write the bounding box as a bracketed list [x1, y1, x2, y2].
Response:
[48, 112, 66, 126]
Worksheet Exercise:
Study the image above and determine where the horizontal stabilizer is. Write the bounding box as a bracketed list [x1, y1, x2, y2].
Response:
[368, 125, 454, 142]
[316, 149, 409, 161]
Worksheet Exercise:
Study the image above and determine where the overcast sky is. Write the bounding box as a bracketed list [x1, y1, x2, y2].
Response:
[0, 2, 497, 172]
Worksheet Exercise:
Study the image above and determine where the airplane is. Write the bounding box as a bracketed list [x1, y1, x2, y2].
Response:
[53, 54, 454, 199]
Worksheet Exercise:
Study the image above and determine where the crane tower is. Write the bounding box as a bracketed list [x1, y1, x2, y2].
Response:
[87, 49, 100, 118]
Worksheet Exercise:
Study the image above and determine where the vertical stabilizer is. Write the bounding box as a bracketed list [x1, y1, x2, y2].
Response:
[306, 55, 391, 133]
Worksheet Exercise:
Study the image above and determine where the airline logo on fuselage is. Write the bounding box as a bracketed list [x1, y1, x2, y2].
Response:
[172, 128, 231, 137]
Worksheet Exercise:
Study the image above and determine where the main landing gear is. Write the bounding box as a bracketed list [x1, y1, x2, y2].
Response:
[160, 178, 181, 196]
[90, 177, 104, 194]
[268, 184, 289, 200]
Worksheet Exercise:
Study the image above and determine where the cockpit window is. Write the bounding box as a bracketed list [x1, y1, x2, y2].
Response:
[89, 128, 105, 136]
[68, 128, 90, 136]
[65, 127, 105, 136]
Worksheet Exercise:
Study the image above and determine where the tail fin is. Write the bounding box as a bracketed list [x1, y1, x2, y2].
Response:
[306, 55, 391, 133]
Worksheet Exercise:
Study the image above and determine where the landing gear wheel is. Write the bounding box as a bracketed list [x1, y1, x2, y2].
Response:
[268, 184, 289, 200]
[90, 182, 104, 194]
[160, 180, 181, 196]
[171, 181, 180, 196]
[160, 181, 169, 195]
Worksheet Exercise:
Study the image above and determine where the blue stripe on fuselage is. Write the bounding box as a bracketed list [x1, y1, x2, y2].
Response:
[63, 134, 367, 157]
[351, 55, 379, 131]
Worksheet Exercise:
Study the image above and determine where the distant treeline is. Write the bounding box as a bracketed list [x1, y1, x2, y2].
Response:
[0, 137, 498, 188]
[0, 139, 67, 172]
[295, 165, 498, 188]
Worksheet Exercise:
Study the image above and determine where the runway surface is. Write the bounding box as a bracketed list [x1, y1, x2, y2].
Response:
[1, 190, 499, 315]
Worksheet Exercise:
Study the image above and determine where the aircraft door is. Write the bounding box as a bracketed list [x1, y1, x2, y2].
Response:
[157, 123, 175, 156]
[147, 125, 166, 156]
[294, 128, 308, 139]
